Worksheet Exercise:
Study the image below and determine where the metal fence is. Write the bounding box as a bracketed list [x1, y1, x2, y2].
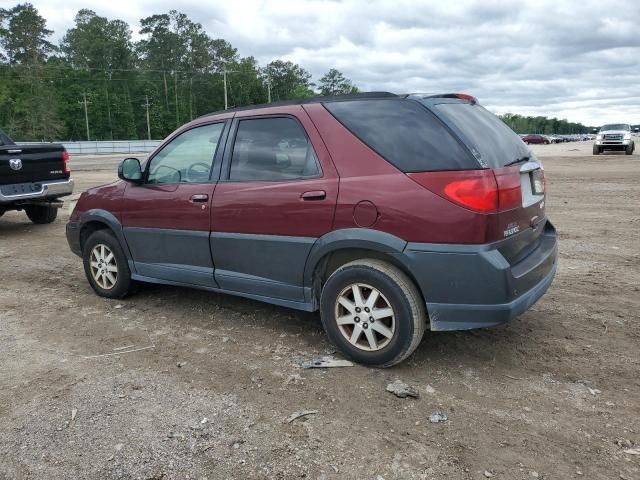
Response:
[22, 140, 162, 155]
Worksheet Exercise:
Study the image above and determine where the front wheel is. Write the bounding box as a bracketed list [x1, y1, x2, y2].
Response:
[320, 259, 426, 367]
[82, 230, 136, 299]
[25, 204, 57, 224]
[626, 142, 634, 155]
[593, 145, 601, 155]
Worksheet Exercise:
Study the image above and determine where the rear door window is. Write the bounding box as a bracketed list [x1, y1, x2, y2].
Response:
[323, 99, 477, 172]
[229, 117, 321, 181]
[431, 102, 532, 168]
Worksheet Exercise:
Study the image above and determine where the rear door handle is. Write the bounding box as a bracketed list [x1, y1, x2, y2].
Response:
[301, 190, 326, 201]
[190, 194, 209, 202]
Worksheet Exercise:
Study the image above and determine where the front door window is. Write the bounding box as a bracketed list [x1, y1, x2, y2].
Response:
[148, 123, 224, 184]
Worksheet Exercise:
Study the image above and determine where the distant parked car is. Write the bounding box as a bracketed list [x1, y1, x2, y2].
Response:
[67, 92, 557, 367]
[593, 124, 635, 155]
[522, 134, 549, 145]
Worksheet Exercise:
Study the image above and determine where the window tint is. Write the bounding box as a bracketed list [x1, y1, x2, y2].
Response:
[229, 117, 320, 181]
[324, 99, 476, 172]
[432, 103, 532, 168]
[148, 123, 224, 184]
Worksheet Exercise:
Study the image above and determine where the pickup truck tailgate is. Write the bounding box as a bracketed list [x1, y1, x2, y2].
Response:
[0, 144, 68, 185]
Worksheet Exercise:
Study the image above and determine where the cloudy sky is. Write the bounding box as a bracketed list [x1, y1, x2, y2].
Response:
[27, 0, 640, 125]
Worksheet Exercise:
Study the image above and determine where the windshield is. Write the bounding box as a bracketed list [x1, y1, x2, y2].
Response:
[600, 124, 630, 132]
[430, 102, 533, 168]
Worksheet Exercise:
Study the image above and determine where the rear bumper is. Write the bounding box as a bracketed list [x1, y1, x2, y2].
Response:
[0, 178, 74, 204]
[401, 221, 558, 331]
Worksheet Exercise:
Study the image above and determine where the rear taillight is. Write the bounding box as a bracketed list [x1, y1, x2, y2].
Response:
[408, 168, 521, 213]
[62, 150, 70, 174]
[493, 167, 522, 211]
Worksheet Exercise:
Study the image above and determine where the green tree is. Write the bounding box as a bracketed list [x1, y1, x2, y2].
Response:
[318, 68, 358, 96]
[0, 3, 55, 64]
[264, 60, 312, 101]
[0, 3, 62, 140]
[60, 9, 137, 140]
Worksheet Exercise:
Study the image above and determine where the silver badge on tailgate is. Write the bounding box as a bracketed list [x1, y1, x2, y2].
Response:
[504, 222, 520, 237]
[9, 158, 22, 170]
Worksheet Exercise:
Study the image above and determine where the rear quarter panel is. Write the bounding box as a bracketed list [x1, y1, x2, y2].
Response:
[304, 103, 493, 244]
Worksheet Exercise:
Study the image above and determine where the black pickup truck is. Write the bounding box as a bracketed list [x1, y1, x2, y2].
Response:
[0, 129, 73, 224]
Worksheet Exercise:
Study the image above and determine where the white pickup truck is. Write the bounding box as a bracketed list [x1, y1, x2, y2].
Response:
[593, 124, 635, 155]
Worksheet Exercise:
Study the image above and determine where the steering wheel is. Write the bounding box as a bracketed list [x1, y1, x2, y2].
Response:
[185, 162, 211, 182]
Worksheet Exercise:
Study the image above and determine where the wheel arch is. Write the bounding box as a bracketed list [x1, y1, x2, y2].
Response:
[303, 228, 425, 309]
[78, 209, 134, 266]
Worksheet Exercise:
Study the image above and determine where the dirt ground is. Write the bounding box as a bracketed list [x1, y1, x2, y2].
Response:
[1, 141, 639, 480]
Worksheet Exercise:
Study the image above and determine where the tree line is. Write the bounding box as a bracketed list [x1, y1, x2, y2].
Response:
[0, 3, 358, 141]
[0, 3, 591, 142]
[498, 113, 591, 135]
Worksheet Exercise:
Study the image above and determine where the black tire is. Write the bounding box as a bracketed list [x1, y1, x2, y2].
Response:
[82, 229, 136, 299]
[320, 259, 426, 368]
[25, 204, 58, 224]
[544, 140, 549, 145]
[593, 145, 601, 155]
[626, 142, 634, 155]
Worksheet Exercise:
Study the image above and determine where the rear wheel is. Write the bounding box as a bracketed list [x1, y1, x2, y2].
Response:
[626, 142, 634, 155]
[544, 140, 549, 145]
[83, 230, 135, 299]
[593, 145, 601, 155]
[25, 204, 57, 224]
[320, 259, 426, 367]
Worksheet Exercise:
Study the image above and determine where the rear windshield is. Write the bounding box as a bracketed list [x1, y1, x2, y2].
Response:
[323, 99, 477, 172]
[430, 102, 531, 168]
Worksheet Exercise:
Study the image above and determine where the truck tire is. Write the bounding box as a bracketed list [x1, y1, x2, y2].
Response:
[25, 204, 58, 224]
[593, 145, 601, 155]
[320, 259, 426, 368]
[82, 229, 136, 299]
[626, 142, 634, 155]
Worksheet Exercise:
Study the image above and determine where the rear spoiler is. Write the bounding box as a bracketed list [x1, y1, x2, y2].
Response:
[405, 93, 478, 104]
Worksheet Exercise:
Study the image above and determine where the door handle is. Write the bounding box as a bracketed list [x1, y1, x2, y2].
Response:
[301, 190, 326, 201]
[190, 194, 209, 202]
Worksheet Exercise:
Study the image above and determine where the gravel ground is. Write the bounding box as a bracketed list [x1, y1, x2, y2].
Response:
[0, 141, 639, 480]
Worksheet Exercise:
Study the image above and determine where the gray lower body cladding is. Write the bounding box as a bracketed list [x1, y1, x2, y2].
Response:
[401, 221, 558, 330]
[66, 217, 557, 331]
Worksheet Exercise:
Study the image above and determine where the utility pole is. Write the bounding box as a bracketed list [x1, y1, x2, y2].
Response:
[144, 95, 152, 140]
[222, 67, 238, 110]
[79, 93, 91, 141]
[174, 71, 179, 128]
[267, 78, 271, 103]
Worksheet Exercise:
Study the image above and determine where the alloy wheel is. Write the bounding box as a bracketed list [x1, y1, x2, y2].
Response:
[334, 283, 396, 351]
[90, 243, 118, 290]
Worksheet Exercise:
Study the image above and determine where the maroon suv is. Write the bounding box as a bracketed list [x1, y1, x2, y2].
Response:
[66, 92, 557, 367]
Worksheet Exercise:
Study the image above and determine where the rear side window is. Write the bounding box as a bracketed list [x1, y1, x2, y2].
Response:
[432, 102, 532, 168]
[229, 117, 321, 181]
[323, 99, 476, 172]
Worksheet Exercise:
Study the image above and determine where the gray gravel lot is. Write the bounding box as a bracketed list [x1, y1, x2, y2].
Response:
[1, 141, 639, 479]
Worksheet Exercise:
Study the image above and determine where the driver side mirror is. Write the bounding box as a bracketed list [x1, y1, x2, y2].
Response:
[118, 158, 143, 183]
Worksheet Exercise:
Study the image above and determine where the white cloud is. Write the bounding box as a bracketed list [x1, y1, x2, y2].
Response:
[26, 0, 640, 125]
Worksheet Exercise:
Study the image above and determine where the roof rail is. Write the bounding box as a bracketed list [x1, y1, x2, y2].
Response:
[198, 91, 398, 118]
